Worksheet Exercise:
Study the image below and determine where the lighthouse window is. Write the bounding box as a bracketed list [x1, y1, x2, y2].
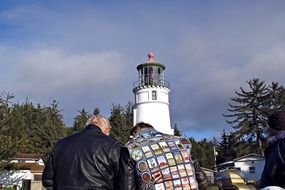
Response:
[158, 67, 161, 74]
[152, 91, 157, 100]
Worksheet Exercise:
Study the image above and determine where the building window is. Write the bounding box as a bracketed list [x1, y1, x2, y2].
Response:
[152, 91, 157, 100]
[249, 167, 255, 174]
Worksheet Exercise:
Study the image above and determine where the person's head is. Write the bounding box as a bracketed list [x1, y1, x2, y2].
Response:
[268, 111, 285, 137]
[130, 122, 154, 137]
[86, 115, 112, 136]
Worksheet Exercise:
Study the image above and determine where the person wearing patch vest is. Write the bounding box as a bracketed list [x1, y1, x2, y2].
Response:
[126, 122, 208, 190]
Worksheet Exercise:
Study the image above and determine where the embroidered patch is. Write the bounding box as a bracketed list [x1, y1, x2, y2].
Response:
[142, 172, 152, 183]
[138, 160, 148, 172]
[131, 149, 143, 161]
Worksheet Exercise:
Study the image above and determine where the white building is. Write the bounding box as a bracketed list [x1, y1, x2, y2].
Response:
[0, 154, 45, 190]
[233, 153, 264, 182]
[132, 53, 174, 135]
[0, 170, 32, 189]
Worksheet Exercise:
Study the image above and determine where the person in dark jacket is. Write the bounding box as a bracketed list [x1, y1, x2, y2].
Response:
[260, 111, 285, 189]
[126, 122, 208, 190]
[42, 115, 137, 190]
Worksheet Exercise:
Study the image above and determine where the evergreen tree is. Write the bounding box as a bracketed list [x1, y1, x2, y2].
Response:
[73, 108, 90, 131]
[233, 138, 256, 157]
[189, 137, 215, 169]
[0, 93, 67, 164]
[32, 100, 66, 154]
[266, 82, 285, 113]
[216, 130, 236, 164]
[10, 101, 39, 153]
[3, 100, 67, 155]
[93, 107, 100, 115]
[189, 137, 201, 158]
[224, 78, 268, 155]
[0, 92, 18, 169]
[199, 139, 215, 169]
[173, 123, 182, 136]
[109, 103, 133, 144]
[124, 102, 133, 134]
[0, 94, 67, 166]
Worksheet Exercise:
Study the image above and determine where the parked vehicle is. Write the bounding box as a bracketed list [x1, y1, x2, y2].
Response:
[215, 169, 256, 190]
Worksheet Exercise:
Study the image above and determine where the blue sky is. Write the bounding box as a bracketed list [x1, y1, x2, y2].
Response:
[1, 0, 285, 140]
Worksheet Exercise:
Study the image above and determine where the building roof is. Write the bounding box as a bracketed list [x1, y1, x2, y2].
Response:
[10, 163, 44, 172]
[233, 153, 264, 162]
[14, 153, 44, 159]
[217, 160, 234, 167]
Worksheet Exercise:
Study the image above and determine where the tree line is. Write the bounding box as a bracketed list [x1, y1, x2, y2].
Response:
[0, 91, 136, 169]
[1, 78, 284, 170]
[0, 92, 66, 169]
[0, 90, 216, 169]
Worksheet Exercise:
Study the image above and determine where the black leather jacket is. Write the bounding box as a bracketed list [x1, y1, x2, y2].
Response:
[260, 134, 285, 188]
[42, 124, 137, 190]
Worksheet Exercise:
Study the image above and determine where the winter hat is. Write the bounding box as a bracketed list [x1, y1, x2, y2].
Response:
[268, 111, 285, 131]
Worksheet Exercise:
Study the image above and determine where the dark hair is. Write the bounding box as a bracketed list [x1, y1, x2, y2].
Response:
[130, 122, 153, 136]
[268, 111, 285, 131]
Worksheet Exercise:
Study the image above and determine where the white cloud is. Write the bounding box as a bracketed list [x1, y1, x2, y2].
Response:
[0, 44, 137, 126]
[0, 46, 132, 97]
[245, 43, 285, 83]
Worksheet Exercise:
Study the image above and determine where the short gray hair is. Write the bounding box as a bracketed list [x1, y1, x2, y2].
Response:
[86, 115, 111, 129]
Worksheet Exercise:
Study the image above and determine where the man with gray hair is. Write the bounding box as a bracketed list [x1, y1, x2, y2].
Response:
[42, 115, 137, 190]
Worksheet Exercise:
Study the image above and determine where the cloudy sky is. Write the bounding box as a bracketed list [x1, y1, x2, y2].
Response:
[1, 0, 285, 140]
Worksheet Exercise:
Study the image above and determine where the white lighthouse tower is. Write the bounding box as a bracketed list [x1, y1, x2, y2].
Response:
[133, 52, 174, 135]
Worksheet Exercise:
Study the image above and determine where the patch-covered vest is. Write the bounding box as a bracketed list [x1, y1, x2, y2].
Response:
[126, 128, 199, 190]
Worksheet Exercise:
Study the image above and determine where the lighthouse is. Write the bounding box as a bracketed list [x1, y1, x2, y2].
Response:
[132, 52, 174, 135]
